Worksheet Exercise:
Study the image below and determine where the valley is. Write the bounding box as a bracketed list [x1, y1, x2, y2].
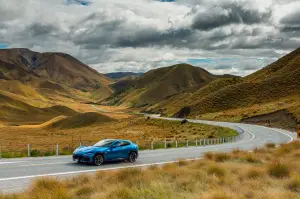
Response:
[0, 47, 299, 157]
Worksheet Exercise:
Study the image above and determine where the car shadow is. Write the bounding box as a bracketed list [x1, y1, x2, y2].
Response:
[66, 159, 131, 167]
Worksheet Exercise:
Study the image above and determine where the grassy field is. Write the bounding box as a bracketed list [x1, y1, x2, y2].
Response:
[2, 141, 300, 198]
[0, 116, 236, 157]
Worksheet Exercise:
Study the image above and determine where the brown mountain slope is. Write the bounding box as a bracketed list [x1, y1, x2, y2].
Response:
[107, 64, 236, 107]
[172, 48, 300, 121]
[0, 92, 77, 125]
[148, 77, 242, 116]
[0, 48, 112, 96]
[47, 112, 114, 129]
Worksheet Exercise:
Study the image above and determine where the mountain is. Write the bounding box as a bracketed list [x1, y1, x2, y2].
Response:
[106, 64, 236, 107]
[158, 48, 300, 125]
[0, 48, 112, 94]
[105, 72, 143, 80]
[0, 48, 115, 125]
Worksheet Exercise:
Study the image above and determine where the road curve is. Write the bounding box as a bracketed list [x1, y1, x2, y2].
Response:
[0, 117, 296, 193]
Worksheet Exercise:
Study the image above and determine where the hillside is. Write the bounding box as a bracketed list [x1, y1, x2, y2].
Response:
[106, 64, 235, 107]
[0, 92, 77, 125]
[0, 48, 112, 99]
[161, 48, 300, 125]
[0, 48, 112, 90]
[0, 48, 115, 124]
[47, 112, 114, 129]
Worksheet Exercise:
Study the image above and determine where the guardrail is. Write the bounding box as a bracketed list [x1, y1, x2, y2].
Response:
[0, 135, 243, 159]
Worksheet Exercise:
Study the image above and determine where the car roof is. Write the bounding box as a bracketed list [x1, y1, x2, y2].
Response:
[112, 139, 132, 142]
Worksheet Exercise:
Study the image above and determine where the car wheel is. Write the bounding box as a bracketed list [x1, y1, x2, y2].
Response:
[93, 154, 104, 166]
[128, 152, 137, 163]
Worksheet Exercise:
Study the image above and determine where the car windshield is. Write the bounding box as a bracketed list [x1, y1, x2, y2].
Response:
[94, 139, 116, 147]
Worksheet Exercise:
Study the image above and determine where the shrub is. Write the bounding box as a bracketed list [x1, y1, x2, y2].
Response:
[246, 168, 265, 179]
[30, 149, 41, 157]
[215, 153, 231, 162]
[177, 160, 189, 167]
[244, 154, 261, 163]
[265, 143, 276, 148]
[29, 178, 69, 199]
[204, 152, 214, 160]
[268, 162, 290, 178]
[286, 176, 300, 192]
[75, 186, 94, 197]
[207, 165, 226, 177]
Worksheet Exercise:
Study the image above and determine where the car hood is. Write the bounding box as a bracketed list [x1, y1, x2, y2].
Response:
[74, 146, 108, 154]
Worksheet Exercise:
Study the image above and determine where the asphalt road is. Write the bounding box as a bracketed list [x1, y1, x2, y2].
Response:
[0, 117, 296, 193]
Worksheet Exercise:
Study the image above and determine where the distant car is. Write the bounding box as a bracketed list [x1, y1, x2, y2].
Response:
[72, 139, 138, 166]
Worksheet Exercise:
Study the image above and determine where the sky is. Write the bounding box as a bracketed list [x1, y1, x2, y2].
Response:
[0, 0, 299, 76]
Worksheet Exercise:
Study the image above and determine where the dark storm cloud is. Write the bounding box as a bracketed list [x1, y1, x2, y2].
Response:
[280, 10, 300, 32]
[280, 10, 300, 25]
[26, 23, 58, 37]
[191, 3, 272, 31]
[116, 28, 193, 48]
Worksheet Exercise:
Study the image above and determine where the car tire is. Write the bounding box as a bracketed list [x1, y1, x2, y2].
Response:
[128, 152, 137, 163]
[93, 154, 104, 166]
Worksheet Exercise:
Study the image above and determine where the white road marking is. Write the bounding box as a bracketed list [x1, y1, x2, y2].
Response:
[0, 161, 24, 165]
[18, 162, 70, 167]
[270, 128, 294, 143]
[0, 158, 203, 182]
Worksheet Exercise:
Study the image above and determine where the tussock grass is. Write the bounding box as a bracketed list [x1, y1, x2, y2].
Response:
[265, 143, 276, 148]
[4, 141, 300, 199]
[268, 161, 290, 178]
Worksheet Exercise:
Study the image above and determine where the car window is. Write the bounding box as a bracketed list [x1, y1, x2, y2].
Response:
[94, 139, 116, 147]
[119, 141, 130, 146]
[111, 141, 121, 147]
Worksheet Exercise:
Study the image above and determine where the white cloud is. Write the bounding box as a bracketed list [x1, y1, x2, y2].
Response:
[0, 0, 299, 76]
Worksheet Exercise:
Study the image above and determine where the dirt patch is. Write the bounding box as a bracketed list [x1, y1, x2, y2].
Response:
[241, 109, 298, 131]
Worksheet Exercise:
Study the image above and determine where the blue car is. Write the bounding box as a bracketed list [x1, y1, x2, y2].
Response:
[72, 139, 138, 166]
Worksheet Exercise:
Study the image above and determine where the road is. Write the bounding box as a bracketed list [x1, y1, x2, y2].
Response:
[0, 117, 296, 193]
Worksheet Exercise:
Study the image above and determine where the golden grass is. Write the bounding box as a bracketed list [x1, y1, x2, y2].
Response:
[0, 117, 235, 154]
[3, 141, 300, 199]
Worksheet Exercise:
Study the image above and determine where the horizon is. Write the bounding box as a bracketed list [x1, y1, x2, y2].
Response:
[0, 46, 298, 77]
[1, 0, 299, 76]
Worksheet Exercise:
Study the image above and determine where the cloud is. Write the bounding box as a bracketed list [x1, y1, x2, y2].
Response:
[280, 10, 300, 32]
[191, 3, 272, 31]
[0, 0, 299, 76]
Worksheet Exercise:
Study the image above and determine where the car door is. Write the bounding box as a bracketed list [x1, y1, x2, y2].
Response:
[106, 141, 121, 160]
[118, 141, 131, 159]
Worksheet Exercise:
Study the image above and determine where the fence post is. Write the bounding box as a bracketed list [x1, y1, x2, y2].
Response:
[164, 139, 167, 149]
[28, 144, 30, 157]
[151, 141, 154, 150]
[56, 143, 59, 156]
[176, 140, 178, 148]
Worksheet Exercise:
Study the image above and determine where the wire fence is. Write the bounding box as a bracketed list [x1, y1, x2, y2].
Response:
[0, 127, 244, 158]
